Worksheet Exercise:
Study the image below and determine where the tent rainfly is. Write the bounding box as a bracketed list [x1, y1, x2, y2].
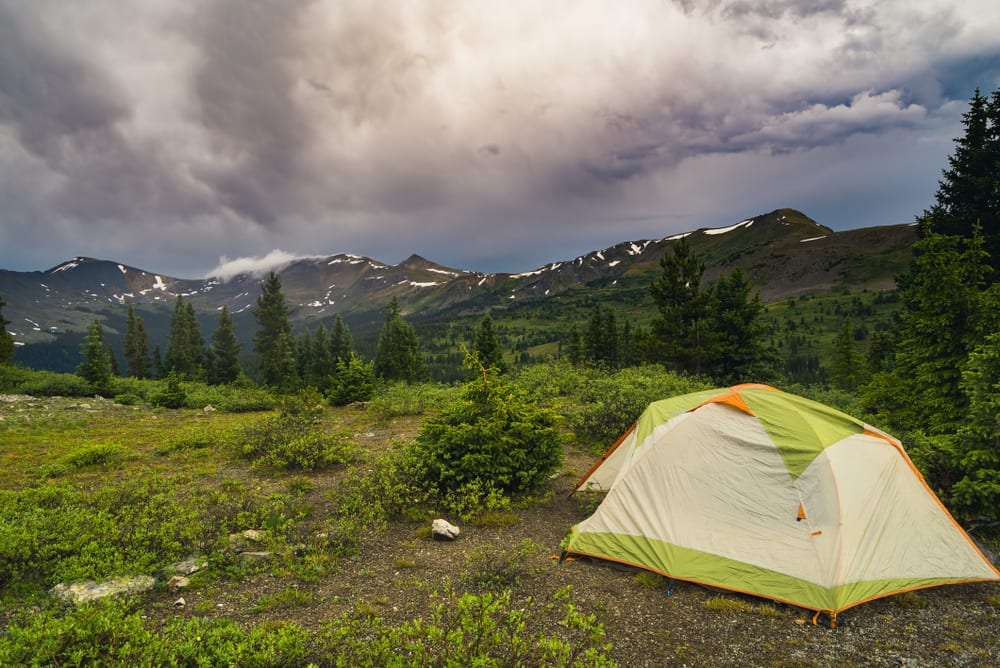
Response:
[562, 384, 1000, 625]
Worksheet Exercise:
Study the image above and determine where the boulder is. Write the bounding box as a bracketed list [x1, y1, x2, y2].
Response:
[49, 575, 156, 605]
[163, 556, 207, 576]
[432, 519, 461, 541]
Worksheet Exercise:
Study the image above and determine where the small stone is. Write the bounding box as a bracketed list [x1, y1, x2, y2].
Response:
[173, 597, 186, 607]
[242, 529, 265, 542]
[164, 556, 207, 576]
[167, 575, 190, 590]
[203, 404, 216, 413]
[239, 551, 273, 560]
[431, 519, 461, 541]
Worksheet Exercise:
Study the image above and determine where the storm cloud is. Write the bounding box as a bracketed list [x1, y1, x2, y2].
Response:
[1, 0, 999, 276]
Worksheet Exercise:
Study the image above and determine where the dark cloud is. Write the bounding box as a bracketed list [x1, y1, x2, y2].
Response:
[0, 1, 999, 277]
[191, 0, 314, 225]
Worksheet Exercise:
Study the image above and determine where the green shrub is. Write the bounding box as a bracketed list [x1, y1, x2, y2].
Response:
[0, 599, 310, 667]
[404, 355, 563, 515]
[112, 392, 143, 406]
[1, 589, 613, 667]
[368, 381, 459, 419]
[567, 365, 712, 450]
[16, 370, 93, 398]
[238, 400, 353, 472]
[327, 353, 377, 406]
[109, 376, 155, 401]
[38, 443, 134, 478]
[461, 538, 544, 590]
[149, 372, 186, 409]
[317, 587, 615, 667]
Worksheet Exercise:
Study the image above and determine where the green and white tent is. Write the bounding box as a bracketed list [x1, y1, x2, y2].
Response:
[563, 384, 999, 621]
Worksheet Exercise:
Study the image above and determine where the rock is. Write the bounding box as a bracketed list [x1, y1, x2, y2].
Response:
[432, 519, 461, 541]
[203, 404, 216, 413]
[239, 551, 273, 561]
[167, 576, 190, 590]
[228, 529, 267, 553]
[163, 556, 207, 576]
[173, 597, 186, 607]
[49, 575, 156, 605]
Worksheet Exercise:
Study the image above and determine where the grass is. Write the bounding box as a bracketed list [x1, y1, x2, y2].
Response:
[703, 595, 782, 618]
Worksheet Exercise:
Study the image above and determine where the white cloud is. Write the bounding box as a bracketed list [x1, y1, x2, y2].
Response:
[206, 249, 318, 282]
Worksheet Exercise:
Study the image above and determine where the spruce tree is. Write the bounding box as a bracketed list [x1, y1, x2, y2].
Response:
[892, 229, 987, 432]
[123, 305, 150, 378]
[566, 325, 584, 366]
[473, 312, 507, 373]
[253, 272, 298, 389]
[165, 297, 205, 379]
[306, 324, 335, 388]
[649, 237, 717, 375]
[210, 305, 243, 384]
[923, 87, 1000, 275]
[134, 316, 150, 379]
[829, 318, 864, 392]
[374, 297, 426, 383]
[329, 315, 353, 365]
[77, 319, 112, 394]
[707, 268, 772, 384]
[124, 305, 138, 375]
[0, 295, 14, 366]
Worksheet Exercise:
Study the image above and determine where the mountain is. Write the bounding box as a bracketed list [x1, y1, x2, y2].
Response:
[1, 208, 917, 372]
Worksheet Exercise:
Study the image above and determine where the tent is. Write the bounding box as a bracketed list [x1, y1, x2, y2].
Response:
[562, 384, 999, 624]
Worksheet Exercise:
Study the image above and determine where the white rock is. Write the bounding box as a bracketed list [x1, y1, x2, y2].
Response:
[49, 575, 156, 605]
[431, 519, 461, 541]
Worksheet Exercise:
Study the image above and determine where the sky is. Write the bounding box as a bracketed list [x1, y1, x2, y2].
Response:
[1, 1, 999, 279]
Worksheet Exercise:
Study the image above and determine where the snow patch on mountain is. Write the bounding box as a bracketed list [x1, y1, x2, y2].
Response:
[704, 220, 753, 235]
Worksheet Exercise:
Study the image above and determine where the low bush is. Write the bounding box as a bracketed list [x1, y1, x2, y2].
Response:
[16, 370, 93, 398]
[565, 365, 712, 450]
[367, 381, 459, 419]
[404, 355, 563, 513]
[0, 588, 614, 667]
[38, 443, 134, 478]
[237, 394, 353, 472]
[317, 586, 615, 667]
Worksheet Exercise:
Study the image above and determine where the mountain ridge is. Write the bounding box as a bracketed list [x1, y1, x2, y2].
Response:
[1, 209, 916, 360]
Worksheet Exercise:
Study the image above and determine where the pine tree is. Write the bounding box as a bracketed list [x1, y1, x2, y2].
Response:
[374, 297, 426, 383]
[307, 324, 335, 389]
[165, 297, 205, 379]
[829, 318, 864, 391]
[951, 283, 1000, 523]
[0, 295, 14, 366]
[210, 305, 243, 384]
[891, 229, 988, 432]
[134, 316, 150, 379]
[124, 305, 138, 375]
[108, 344, 120, 377]
[604, 309, 619, 369]
[566, 325, 584, 366]
[123, 305, 150, 378]
[329, 315, 353, 365]
[708, 268, 772, 384]
[473, 312, 507, 373]
[77, 319, 112, 394]
[151, 345, 163, 379]
[296, 328, 314, 382]
[584, 306, 605, 364]
[923, 87, 1000, 276]
[649, 237, 717, 375]
[253, 272, 298, 389]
